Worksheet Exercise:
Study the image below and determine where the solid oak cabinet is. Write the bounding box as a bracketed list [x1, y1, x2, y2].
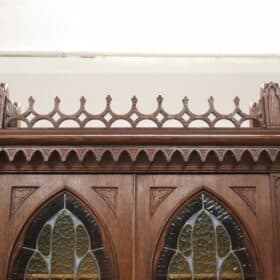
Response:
[0, 82, 279, 280]
[0, 174, 276, 279]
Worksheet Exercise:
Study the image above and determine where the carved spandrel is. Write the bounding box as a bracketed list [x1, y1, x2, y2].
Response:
[150, 187, 176, 215]
[10, 186, 39, 217]
[92, 187, 118, 217]
[230, 186, 256, 215]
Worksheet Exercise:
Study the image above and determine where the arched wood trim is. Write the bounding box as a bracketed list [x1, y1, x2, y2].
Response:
[7, 187, 118, 280]
[152, 186, 262, 280]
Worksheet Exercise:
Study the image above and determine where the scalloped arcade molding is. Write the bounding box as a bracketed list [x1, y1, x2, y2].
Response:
[1, 146, 279, 163]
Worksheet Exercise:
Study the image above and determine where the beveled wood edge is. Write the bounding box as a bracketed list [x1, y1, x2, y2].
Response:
[1, 128, 280, 145]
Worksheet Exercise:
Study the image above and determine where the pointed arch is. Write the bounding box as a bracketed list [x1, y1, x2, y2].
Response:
[153, 189, 259, 280]
[9, 190, 116, 280]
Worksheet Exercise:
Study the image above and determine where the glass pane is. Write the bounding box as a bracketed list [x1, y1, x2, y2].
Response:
[193, 212, 216, 279]
[156, 192, 256, 280]
[11, 193, 113, 280]
[77, 252, 99, 280]
[51, 211, 75, 278]
[76, 224, 90, 257]
[25, 252, 49, 279]
[168, 253, 192, 280]
[216, 225, 231, 258]
[37, 224, 51, 256]
[220, 253, 242, 280]
[178, 224, 192, 257]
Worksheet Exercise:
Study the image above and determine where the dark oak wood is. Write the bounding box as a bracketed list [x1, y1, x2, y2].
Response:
[0, 82, 279, 280]
[0, 175, 134, 280]
[135, 175, 274, 280]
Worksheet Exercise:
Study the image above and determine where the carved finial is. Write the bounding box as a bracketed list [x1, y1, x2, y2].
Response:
[131, 96, 138, 105]
[258, 82, 280, 127]
[0, 83, 9, 96]
[157, 95, 163, 105]
[80, 96, 86, 106]
[28, 96, 35, 106]
[234, 96, 240, 106]
[106, 95, 112, 105]
[182, 96, 189, 105]
[208, 96, 214, 105]
[54, 96, 61, 104]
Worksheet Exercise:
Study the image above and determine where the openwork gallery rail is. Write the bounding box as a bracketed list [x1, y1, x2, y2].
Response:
[1, 82, 280, 129]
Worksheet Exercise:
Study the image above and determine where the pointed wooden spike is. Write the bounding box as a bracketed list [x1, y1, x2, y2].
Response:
[131, 96, 138, 105]
[157, 95, 163, 104]
[80, 96, 86, 105]
[106, 95, 112, 105]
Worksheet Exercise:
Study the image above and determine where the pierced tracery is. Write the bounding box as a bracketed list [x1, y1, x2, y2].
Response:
[155, 192, 256, 280]
[11, 193, 113, 280]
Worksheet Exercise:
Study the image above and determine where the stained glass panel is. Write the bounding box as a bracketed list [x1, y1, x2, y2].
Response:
[11, 193, 113, 280]
[156, 192, 256, 280]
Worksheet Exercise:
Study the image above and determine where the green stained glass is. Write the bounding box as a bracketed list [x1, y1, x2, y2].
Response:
[168, 253, 192, 280]
[193, 211, 216, 279]
[12, 194, 112, 280]
[51, 211, 75, 278]
[220, 253, 242, 280]
[178, 224, 192, 257]
[216, 225, 231, 257]
[25, 252, 48, 279]
[77, 252, 100, 280]
[76, 224, 90, 257]
[160, 193, 256, 280]
[37, 224, 51, 256]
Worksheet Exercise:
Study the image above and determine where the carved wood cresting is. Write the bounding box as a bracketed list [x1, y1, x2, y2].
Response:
[0, 84, 268, 129]
[92, 187, 118, 217]
[230, 186, 257, 215]
[10, 186, 39, 217]
[150, 187, 176, 215]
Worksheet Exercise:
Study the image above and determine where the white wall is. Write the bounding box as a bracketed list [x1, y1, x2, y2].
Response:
[1, 0, 280, 54]
[1, 56, 279, 118]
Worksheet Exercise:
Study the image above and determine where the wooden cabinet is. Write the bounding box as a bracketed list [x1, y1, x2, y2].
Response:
[0, 82, 279, 279]
[0, 174, 277, 279]
[0, 175, 134, 280]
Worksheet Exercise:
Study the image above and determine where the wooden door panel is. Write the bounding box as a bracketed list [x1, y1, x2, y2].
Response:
[136, 174, 274, 280]
[0, 174, 134, 280]
[271, 175, 280, 280]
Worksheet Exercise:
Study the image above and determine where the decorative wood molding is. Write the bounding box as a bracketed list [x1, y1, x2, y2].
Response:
[92, 187, 118, 217]
[250, 82, 280, 128]
[10, 186, 39, 217]
[0, 84, 265, 129]
[230, 186, 257, 215]
[150, 187, 176, 216]
[0, 145, 279, 163]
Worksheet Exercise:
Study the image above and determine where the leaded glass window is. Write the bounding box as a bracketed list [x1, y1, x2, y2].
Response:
[155, 192, 256, 280]
[11, 193, 113, 280]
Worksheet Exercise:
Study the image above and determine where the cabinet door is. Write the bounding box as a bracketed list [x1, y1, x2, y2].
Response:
[0, 174, 134, 280]
[136, 175, 275, 280]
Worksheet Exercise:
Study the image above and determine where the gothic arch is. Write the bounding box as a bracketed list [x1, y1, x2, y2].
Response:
[153, 188, 260, 280]
[8, 190, 117, 280]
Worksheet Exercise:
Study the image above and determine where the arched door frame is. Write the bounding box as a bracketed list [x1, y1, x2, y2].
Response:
[7, 187, 119, 280]
[152, 186, 262, 280]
